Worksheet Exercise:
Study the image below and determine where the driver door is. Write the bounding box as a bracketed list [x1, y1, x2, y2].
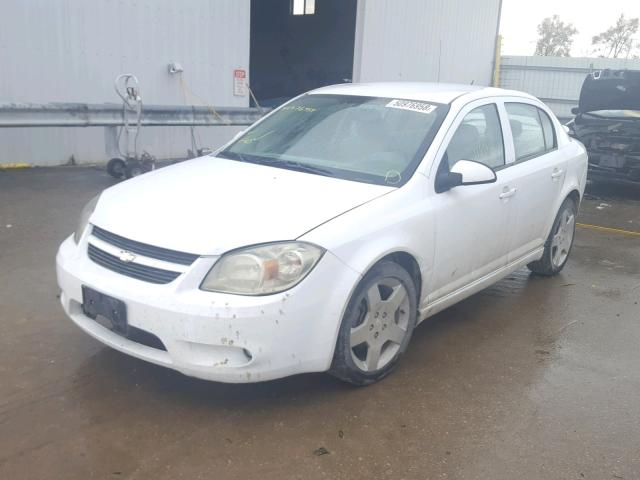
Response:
[427, 100, 518, 304]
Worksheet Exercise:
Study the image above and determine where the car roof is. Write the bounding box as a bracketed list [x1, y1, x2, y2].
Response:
[309, 82, 533, 104]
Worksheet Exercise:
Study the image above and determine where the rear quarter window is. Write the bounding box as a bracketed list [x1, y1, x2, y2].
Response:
[538, 108, 557, 151]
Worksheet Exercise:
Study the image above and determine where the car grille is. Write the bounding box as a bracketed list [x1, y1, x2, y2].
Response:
[92, 225, 199, 266]
[88, 244, 182, 284]
[87, 226, 200, 284]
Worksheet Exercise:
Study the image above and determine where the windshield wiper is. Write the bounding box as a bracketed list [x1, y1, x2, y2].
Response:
[217, 150, 250, 162]
[279, 160, 335, 177]
[217, 152, 335, 177]
[249, 157, 335, 177]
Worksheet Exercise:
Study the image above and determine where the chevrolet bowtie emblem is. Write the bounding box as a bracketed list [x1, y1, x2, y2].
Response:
[118, 250, 137, 263]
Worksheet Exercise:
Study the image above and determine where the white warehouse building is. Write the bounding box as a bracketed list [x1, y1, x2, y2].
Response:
[0, 0, 502, 167]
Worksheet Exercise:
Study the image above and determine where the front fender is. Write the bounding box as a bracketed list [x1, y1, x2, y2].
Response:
[300, 181, 435, 303]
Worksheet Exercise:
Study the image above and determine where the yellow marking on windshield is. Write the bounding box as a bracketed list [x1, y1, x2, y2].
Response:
[239, 131, 275, 144]
[281, 105, 317, 113]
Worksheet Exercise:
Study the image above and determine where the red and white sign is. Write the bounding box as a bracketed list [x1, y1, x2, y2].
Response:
[233, 69, 246, 97]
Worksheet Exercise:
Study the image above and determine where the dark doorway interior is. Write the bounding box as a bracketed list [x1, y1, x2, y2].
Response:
[249, 0, 358, 107]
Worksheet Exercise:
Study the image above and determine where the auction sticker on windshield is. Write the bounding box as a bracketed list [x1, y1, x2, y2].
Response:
[386, 99, 437, 114]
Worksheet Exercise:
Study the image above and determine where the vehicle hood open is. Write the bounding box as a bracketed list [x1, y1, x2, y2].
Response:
[577, 69, 640, 113]
[90, 156, 394, 255]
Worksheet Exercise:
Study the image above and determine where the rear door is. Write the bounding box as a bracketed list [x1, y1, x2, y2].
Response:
[500, 101, 567, 261]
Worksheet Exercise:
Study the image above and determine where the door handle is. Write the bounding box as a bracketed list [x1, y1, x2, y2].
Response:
[499, 187, 517, 199]
[551, 168, 564, 179]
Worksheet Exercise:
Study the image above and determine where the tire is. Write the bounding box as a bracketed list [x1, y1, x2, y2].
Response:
[527, 197, 577, 276]
[125, 159, 144, 178]
[330, 260, 418, 386]
[106, 158, 127, 179]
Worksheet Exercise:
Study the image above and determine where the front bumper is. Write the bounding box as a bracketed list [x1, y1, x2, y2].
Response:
[56, 235, 360, 383]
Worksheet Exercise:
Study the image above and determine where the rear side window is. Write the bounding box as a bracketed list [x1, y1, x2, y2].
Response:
[505, 103, 555, 161]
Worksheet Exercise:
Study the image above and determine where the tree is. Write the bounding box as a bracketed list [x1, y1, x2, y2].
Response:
[592, 14, 639, 58]
[534, 15, 578, 57]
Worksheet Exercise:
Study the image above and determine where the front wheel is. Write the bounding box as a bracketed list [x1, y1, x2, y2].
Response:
[528, 197, 577, 276]
[330, 261, 418, 386]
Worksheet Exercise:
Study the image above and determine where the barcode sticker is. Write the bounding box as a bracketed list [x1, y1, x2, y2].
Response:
[386, 99, 437, 114]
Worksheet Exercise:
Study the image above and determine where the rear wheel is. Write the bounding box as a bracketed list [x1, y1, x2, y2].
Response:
[528, 197, 577, 276]
[330, 261, 418, 386]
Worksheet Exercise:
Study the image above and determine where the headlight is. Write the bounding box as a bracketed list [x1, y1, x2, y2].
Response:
[74, 194, 100, 244]
[201, 242, 324, 295]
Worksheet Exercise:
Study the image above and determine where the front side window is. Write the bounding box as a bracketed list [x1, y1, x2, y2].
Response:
[219, 94, 449, 186]
[505, 103, 550, 160]
[444, 103, 505, 169]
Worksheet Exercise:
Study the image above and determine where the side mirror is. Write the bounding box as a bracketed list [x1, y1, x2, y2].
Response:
[435, 160, 497, 193]
[452, 160, 497, 185]
[571, 107, 580, 115]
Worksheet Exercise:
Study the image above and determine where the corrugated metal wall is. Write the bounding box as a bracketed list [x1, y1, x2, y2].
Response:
[500, 55, 640, 120]
[0, 0, 250, 166]
[1, 0, 503, 167]
[354, 0, 501, 86]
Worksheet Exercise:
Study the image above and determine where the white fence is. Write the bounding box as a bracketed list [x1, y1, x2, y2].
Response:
[499, 55, 640, 121]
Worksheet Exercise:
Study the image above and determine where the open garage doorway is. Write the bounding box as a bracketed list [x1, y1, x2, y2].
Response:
[249, 0, 358, 107]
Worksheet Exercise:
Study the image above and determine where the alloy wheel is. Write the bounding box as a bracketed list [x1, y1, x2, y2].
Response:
[551, 208, 575, 268]
[349, 278, 411, 372]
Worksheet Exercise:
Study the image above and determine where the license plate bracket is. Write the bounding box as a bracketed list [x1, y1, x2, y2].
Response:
[82, 286, 128, 335]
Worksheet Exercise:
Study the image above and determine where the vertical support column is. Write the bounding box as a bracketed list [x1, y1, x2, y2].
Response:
[351, 0, 367, 83]
[492, 34, 502, 87]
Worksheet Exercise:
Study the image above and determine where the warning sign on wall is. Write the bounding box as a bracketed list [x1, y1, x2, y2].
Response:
[233, 69, 246, 96]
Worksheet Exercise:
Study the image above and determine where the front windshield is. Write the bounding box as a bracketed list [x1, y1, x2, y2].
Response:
[218, 94, 449, 186]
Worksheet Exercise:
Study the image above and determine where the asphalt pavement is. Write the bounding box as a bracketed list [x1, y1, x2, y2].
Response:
[0, 166, 638, 480]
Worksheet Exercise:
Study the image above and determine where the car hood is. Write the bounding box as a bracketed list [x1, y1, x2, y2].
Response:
[577, 69, 640, 113]
[90, 156, 394, 255]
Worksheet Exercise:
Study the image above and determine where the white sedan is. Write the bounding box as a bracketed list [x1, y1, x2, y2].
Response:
[56, 83, 587, 385]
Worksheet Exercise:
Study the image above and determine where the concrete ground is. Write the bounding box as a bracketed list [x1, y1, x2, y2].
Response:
[0, 166, 639, 480]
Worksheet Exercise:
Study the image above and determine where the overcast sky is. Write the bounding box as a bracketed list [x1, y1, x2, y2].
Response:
[500, 0, 640, 57]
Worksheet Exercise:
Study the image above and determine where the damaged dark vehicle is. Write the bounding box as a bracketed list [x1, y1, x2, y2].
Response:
[567, 69, 640, 183]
